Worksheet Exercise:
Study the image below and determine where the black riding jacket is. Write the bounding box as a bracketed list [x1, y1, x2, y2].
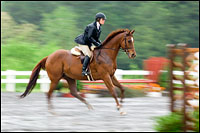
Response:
[74, 21, 101, 48]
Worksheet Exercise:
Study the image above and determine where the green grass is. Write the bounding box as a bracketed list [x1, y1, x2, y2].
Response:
[154, 110, 199, 132]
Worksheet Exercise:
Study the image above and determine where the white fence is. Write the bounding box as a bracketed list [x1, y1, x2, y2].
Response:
[1, 70, 50, 92]
[1, 69, 148, 92]
[1, 69, 199, 92]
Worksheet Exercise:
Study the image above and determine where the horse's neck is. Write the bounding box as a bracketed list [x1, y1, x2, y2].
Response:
[101, 33, 124, 60]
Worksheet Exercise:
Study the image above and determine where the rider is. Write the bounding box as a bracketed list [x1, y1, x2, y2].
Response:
[74, 12, 106, 76]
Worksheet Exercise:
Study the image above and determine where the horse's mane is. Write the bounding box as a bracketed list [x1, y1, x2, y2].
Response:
[102, 29, 130, 45]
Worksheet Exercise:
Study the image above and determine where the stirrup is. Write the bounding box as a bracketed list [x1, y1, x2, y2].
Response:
[82, 70, 90, 76]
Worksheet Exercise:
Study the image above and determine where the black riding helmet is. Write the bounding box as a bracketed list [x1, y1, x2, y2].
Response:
[95, 12, 106, 21]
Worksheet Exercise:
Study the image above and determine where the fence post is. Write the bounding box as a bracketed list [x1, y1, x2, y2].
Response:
[115, 69, 123, 80]
[167, 44, 176, 112]
[6, 70, 16, 92]
[194, 52, 199, 87]
[40, 70, 50, 92]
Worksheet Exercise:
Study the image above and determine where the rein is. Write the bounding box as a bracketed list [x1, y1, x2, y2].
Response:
[96, 33, 131, 59]
[96, 42, 117, 59]
[98, 33, 131, 51]
[100, 47, 116, 50]
[96, 46, 116, 60]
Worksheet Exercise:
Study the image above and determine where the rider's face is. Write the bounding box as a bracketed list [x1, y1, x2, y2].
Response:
[99, 18, 105, 25]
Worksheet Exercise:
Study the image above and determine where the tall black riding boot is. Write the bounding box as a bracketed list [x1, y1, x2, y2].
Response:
[82, 55, 90, 76]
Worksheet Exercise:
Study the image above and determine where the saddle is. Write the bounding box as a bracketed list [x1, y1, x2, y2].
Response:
[70, 46, 94, 81]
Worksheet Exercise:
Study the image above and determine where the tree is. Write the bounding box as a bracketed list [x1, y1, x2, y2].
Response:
[2, 1, 58, 26]
[1, 12, 17, 44]
[1, 12, 41, 45]
[40, 6, 81, 48]
[1, 1, 199, 70]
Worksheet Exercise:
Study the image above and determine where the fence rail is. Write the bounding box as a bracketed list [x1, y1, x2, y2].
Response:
[1, 69, 199, 92]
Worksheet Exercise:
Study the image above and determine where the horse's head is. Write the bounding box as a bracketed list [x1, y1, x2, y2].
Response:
[120, 29, 136, 59]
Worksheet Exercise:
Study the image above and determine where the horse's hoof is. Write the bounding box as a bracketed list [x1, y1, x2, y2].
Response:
[117, 104, 123, 110]
[118, 107, 126, 115]
[117, 105, 120, 110]
[87, 104, 94, 110]
[120, 111, 127, 115]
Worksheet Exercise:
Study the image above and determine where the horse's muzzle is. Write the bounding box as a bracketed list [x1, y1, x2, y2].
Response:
[128, 53, 136, 59]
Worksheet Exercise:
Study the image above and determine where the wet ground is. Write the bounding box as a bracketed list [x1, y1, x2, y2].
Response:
[1, 92, 170, 132]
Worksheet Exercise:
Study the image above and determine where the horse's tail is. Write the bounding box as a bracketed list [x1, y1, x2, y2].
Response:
[20, 56, 48, 98]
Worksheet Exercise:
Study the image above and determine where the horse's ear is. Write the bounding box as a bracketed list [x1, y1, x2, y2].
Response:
[130, 29, 135, 34]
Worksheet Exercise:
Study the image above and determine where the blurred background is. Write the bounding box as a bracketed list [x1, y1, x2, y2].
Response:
[1, 1, 199, 71]
[1, 1, 199, 132]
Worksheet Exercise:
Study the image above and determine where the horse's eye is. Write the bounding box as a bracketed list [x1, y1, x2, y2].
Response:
[128, 40, 132, 43]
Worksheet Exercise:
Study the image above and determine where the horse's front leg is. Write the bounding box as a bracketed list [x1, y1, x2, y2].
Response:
[111, 76, 125, 103]
[103, 74, 126, 115]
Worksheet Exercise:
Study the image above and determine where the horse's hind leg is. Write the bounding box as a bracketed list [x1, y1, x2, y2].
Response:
[111, 76, 125, 103]
[64, 75, 93, 110]
[47, 81, 59, 111]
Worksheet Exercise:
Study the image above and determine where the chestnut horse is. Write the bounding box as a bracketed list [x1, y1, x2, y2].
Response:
[20, 29, 136, 114]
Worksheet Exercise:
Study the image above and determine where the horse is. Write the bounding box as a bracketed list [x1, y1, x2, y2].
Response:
[20, 29, 136, 114]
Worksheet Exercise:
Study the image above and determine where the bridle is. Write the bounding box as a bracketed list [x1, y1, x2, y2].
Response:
[100, 33, 133, 51]
[120, 34, 134, 53]
[97, 32, 133, 58]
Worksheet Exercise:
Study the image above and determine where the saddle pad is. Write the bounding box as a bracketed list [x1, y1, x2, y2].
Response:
[71, 46, 82, 56]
